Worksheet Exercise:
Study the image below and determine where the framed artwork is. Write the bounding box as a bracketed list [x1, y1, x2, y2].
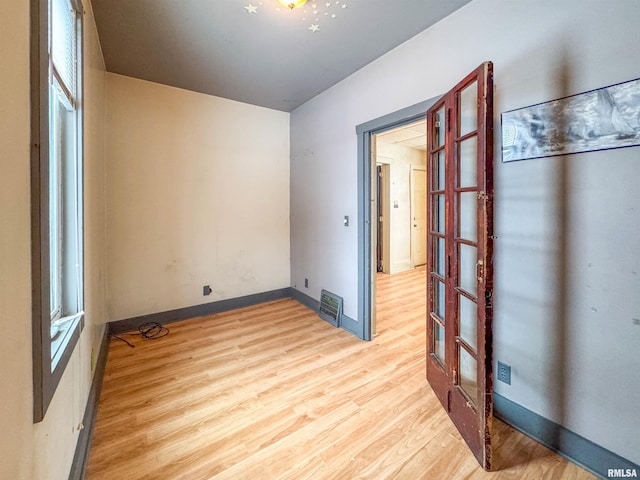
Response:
[501, 77, 640, 162]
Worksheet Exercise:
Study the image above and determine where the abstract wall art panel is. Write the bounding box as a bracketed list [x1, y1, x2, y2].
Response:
[502, 78, 640, 162]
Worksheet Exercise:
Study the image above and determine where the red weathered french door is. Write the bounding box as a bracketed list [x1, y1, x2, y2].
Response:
[426, 62, 494, 469]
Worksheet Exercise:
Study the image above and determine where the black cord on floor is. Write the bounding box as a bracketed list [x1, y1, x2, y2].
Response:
[110, 321, 169, 348]
[137, 321, 170, 339]
[110, 334, 136, 348]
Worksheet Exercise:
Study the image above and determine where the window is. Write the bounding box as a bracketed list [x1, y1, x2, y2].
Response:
[31, 0, 84, 422]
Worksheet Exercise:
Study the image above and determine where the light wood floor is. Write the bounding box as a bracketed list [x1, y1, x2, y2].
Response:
[87, 267, 595, 479]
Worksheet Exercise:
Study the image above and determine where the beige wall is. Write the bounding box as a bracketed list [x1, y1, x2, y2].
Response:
[105, 74, 291, 321]
[376, 142, 425, 274]
[0, 0, 107, 478]
[0, 0, 33, 476]
[82, 0, 109, 370]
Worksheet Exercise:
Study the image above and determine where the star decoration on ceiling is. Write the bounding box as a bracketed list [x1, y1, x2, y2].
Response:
[242, 0, 350, 32]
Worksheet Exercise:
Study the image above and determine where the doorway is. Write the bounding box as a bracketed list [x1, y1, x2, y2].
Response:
[355, 98, 439, 342]
[372, 119, 427, 336]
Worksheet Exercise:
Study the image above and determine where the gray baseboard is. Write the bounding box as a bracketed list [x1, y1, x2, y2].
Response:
[110, 287, 360, 336]
[68, 327, 109, 480]
[290, 288, 358, 334]
[337, 314, 359, 337]
[494, 393, 639, 479]
[108, 288, 292, 334]
[290, 288, 320, 311]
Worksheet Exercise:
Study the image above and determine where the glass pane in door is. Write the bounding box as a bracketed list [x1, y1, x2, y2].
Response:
[459, 294, 477, 350]
[459, 81, 478, 136]
[431, 150, 446, 191]
[459, 243, 477, 296]
[434, 106, 446, 147]
[458, 192, 477, 241]
[432, 279, 446, 320]
[459, 346, 478, 406]
[433, 194, 445, 234]
[458, 137, 477, 188]
[433, 237, 446, 277]
[433, 319, 445, 365]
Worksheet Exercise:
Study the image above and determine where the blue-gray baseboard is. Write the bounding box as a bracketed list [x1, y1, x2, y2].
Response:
[337, 314, 359, 337]
[290, 287, 320, 311]
[290, 288, 359, 335]
[108, 287, 292, 334]
[494, 393, 639, 479]
[110, 287, 356, 337]
[68, 327, 109, 480]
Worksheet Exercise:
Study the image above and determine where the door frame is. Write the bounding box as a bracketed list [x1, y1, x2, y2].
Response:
[355, 97, 440, 341]
[376, 162, 391, 274]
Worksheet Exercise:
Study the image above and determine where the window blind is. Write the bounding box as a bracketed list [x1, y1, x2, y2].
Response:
[51, 0, 76, 99]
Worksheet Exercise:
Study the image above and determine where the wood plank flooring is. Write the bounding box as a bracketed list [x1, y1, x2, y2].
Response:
[86, 267, 595, 479]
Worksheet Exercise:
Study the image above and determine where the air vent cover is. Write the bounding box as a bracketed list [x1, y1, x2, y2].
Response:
[319, 289, 342, 327]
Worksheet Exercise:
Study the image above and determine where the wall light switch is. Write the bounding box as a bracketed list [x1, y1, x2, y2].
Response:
[344, 215, 349, 227]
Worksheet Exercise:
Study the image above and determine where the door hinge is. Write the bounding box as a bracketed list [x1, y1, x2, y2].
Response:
[447, 389, 452, 412]
[477, 191, 489, 201]
[447, 108, 451, 132]
[485, 288, 493, 309]
[476, 259, 484, 284]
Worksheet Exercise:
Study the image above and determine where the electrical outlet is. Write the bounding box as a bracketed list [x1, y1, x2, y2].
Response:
[304, 278, 309, 288]
[203, 285, 212, 296]
[497, 361, 511, 385]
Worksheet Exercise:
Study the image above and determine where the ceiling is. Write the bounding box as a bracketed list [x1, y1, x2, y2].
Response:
[91, 0, 472, 112]
[376, 119, 426, 151]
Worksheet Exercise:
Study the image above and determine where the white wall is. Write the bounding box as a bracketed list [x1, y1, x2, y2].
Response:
[290, 0, 640, 465]
[376, 142, 425, 273]
[0, 0, 107, 478]
[106, 75, 290, 321]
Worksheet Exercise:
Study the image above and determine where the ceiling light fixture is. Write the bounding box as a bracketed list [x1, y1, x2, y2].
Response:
[277, 0, 307, 10]
[244, 1, 349, 33]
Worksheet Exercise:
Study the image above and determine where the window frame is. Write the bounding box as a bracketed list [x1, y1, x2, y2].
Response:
[31, 0, 85, 423]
